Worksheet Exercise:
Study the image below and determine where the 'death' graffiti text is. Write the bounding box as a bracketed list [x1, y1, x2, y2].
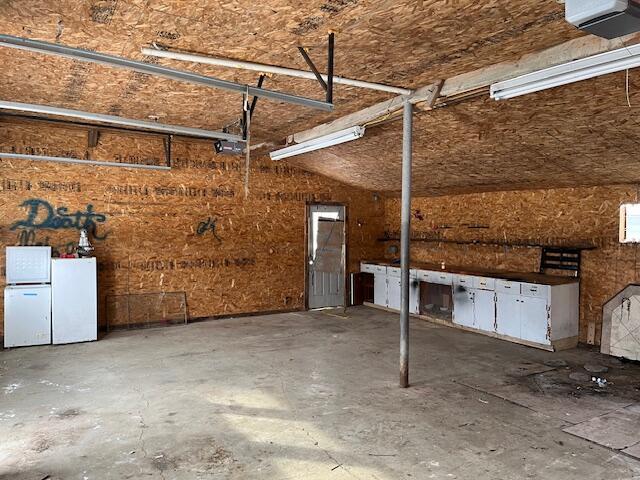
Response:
[10, 198, 109, 240]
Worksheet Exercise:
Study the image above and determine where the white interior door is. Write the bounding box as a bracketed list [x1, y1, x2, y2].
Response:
[308, 205, 345, 309]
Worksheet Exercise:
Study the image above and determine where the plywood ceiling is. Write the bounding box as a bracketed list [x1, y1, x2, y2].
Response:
[6, 1, 634, 197]
[0, 0, 580, 145]
[290, 71, 640, 196]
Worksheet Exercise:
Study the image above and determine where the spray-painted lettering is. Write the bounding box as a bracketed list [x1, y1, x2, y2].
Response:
[10, 198, 109, 240]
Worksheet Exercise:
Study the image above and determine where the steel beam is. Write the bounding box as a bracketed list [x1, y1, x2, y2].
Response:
[0, 34, 333, 111]
[0, 100, 243, 141]
[0, 152, 171, 170]
[400, 100, 413, 388]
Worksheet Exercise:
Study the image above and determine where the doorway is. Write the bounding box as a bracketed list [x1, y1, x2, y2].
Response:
[307, 204, 346, 309]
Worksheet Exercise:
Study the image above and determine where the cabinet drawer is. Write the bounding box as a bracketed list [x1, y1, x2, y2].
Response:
[495, 280, 521, 295]
[453, 274, 474, 287]
[416, 270, 430, 282]
[473, 277, 496, 291]
[360, 263, 377, 274]
[362, 263, 387, 275]
[387, 266, 401, 277]
[428, 271, 453, 285]
[521, 283, 549, 299]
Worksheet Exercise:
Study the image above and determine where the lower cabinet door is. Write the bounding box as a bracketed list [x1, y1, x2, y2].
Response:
[520, 296, 550, 345]
[474, 290, 496, 333]
[374, 274, 388, 307]
[453, 288, 475, 328]
[496, 293, 521, 339]
[410, 278, 420, 314]
[387, 276, 402, 311]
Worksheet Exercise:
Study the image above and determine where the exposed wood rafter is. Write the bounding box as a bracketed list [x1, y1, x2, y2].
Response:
[290, 81, 443, 144]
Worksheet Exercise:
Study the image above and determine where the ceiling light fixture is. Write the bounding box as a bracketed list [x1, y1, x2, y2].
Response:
[269, 126, 365, 161]
[490, 44, 640, 100]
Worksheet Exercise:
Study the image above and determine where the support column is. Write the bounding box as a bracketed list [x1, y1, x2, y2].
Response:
[400, 100, 413, 388]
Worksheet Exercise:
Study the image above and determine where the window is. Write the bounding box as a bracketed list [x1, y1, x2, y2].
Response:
[311, 210, 340, 260]
[620, 204, 640, 243]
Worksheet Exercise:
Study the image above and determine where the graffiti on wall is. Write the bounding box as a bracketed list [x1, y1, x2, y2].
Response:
[10, 198, 109, 240]
[196, 217, 222, 242]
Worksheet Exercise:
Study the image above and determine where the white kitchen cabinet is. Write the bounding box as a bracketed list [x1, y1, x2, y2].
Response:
[520, 296, 549, 344]
[496, 291, 522, 339]
[360, 262, 579, 351]
[428, 271, 453, 285]
[387, 275, 401, 310]
[409, 271, 420, 314]
[365, 263, 389, 308]
[453, 288, 475, 328]
[474, 289, 496, 332]
[384, 269, 420, 313]
[373, 272, 388, 307]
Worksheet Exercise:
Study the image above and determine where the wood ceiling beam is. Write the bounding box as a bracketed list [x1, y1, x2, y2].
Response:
[290, 81, 442, 144]
[289, 32, 640, 145]
[440, 32, 640, 98]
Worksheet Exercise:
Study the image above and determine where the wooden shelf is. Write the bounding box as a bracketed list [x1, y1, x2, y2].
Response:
[377, 237, 597, 250]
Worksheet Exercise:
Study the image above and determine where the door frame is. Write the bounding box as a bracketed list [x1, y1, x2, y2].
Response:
[304, 202, 348, 310]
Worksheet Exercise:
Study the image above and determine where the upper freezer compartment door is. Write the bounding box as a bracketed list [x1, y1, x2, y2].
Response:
[6, 246, 52, 284]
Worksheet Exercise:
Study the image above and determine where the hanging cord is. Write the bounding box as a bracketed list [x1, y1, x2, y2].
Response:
[627, 69, 632, 108]
[244, 87, 251, 199]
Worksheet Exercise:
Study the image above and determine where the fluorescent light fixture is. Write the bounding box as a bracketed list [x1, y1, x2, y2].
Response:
[269, 126, 365, 160]
[491, 44, 640, 100]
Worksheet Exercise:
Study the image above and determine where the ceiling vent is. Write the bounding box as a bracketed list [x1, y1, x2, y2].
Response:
[566, 0, 640, 39]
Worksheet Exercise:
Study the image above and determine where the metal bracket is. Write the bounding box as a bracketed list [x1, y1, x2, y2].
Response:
[163, 135, 172, 167]
[297, 47, 327, 92]
[242, 75, 266, 140]
[296, 33, 334, 102]
[327, 32, 334, 104]
[87, 128, 100, 148]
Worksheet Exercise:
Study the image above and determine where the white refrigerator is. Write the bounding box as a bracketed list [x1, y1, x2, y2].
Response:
[4, 246, 52, 348]
[52, 258, 97, 344]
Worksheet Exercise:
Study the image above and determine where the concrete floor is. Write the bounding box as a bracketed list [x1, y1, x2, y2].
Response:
[2, 306, 640, 479]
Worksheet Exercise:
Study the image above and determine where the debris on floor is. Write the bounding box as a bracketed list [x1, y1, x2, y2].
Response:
[592, 377, 608, 388]
[584, 364, 609, 374]
[569, 372, 591, 382]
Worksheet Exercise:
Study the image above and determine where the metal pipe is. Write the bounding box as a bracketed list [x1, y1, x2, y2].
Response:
[141, 47, 413, 96]
[327, 33, 335, 104]
[0, 34, 333, 111]
[399, 100, 413, 388]
[0, 153, 171, 171]
[0, 100, 242, 142]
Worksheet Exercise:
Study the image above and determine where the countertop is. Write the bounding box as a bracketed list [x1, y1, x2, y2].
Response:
[362, 260, 579, 286]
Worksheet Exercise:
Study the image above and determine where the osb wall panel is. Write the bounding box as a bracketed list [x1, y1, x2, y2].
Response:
[0, 119, 385, 335]
[293, 72, 640, 196]
[0, 1, 581, 143]
[384, 186, 640, 345]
